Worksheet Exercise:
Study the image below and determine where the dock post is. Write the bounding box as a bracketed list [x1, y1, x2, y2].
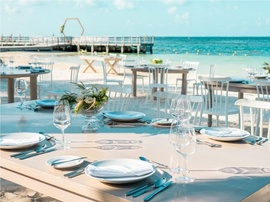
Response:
[137, 45, 140, 54]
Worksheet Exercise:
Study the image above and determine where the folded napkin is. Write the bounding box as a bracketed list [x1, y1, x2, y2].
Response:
[201, 128, 247, 137]
[86, 163, 153, 178]
[0, 138, 38, 146]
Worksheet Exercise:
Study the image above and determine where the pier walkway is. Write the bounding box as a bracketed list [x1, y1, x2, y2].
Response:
[0, 35, 154, 54]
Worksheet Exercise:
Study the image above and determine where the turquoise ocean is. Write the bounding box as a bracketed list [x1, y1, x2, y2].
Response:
[51, 36, 270, 77]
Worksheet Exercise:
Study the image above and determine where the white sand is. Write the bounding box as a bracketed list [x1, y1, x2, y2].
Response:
[0, 51, 257, 201]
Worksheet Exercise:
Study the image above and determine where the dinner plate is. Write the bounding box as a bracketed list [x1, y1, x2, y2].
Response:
[254, 75, 268, 80]
[35, 99, 56, 108]
[46, 155, 84, 169]
[152, 118, 177, 128]
[200, 127, 250, 141]
[0, 132, 46, 149]
[85, 158, 155, 184]
[105, 111, 145, 122]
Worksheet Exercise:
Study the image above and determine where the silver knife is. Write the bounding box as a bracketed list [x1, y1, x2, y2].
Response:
[125, 181, 155, 196]
[18, 147, 57, 160]
[143, 180, 173, 201]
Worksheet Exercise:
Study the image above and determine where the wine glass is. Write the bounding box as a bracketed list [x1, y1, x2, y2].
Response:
[15, 79, 28, 110]
[53, 100, 71, 150]
[173, 124, 196, 183]
[176, 97, 192, 122]
[169, 96, 192, 123]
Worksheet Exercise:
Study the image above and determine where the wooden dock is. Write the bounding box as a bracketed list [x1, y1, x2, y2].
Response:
[0, 35, 154, 54]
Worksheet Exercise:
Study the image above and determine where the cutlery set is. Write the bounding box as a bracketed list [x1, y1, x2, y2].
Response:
[126, 177, 173, 201]
[196, 139, 222, 148]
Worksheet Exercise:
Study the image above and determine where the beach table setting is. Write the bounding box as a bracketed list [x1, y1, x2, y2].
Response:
[0, 60, 51, 103]
[130, 59, 191, 96]
[2, 86, 270, 202]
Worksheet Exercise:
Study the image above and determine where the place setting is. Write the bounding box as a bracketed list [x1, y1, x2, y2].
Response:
[103, 111, 151, 127]
[1, 132, 58, 160]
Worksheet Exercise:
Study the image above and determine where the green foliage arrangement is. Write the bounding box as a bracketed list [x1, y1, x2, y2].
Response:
[60, 82, 108, 114]
[151, 58, 163, 64]
[263, 62, 270, 74]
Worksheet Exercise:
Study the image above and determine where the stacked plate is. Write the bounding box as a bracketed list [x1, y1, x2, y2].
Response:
[104, 111, 145, 122]
[85, 158, 155, 184]
[200, 127, 250, 141]
[35, 99, 56, 109]
[0, 132, 46, 149]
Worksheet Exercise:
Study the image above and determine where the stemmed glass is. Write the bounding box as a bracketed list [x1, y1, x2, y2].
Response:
[172, 124, 196, 183]
[53, 100, 71, 150]
[169, 96, 192, 123]
[15, 79, 28, 110]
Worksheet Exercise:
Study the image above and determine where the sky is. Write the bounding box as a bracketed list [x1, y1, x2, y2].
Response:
[0, 0, 270, 37]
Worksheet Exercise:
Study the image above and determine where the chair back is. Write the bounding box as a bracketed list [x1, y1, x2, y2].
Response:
[37, 61, 54, 93]
[198, 76, 237, 126]
[153, 91, 203, 126]
[235, 98, 270, 138]
[209, 64, 216, 77]
[101, 85, 131, 111]
[182, 61, 200, 70]
[148, 65, 169, 85]
[254, 80, 270, 101]
[70, 65, 80, 83]
[101, 62, 125, 86]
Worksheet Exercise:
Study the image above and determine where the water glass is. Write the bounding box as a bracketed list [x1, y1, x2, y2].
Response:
[15, 79, 28, 110]
[172, 124, 196, 183]
[53, 100, 71, 150]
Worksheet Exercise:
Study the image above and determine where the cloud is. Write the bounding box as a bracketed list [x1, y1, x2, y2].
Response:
[175, 12, 189, 24]
[3, 4, 16, 14]
[167, 6, 177, 15]
[113, 0, 134, 9]
[75, 0, 95, 6]
[160, 0, 185, 5]
[18, 0, 37, 4]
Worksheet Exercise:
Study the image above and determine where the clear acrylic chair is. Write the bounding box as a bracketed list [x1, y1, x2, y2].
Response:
[153, 91, 203, 126]
[198, 76, 239, 127]
[36, 61, 54, 99]
[175, 61, 199, 92]
[48, 65, 80, 99]
[145, 65, 169, 103]
[235, 98, 270, 138]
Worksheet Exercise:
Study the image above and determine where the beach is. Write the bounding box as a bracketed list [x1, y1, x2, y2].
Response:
[0, 50, 261, 201]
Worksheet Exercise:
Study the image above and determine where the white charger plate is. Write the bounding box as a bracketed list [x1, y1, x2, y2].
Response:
[152, 118, 177, 128]
[105, 111, 145, 122]
[85, 158, 155, 184]
[0, 132, 46, 149]
[200, 127, 250, 141]
[35, 99, 56, 108]
[46, 155, 84, 169]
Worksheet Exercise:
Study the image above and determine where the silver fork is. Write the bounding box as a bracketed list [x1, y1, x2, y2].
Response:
[197, 139, 222, 148]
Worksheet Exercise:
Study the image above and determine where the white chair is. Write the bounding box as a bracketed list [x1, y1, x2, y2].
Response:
[235, 98, 270, 138]
[193, 64, 217, 95]
[36, 61, 54, 98]
[48, 65, 80, 99]
[101, 61, 125, 86]
[100, 85, 132, 111]
[254, 80, 270, 101]
[175, 61, 199, 92]
[153, 91, 203, 126]
[198, 76, 239, 127]
[146, 65, 169, 103]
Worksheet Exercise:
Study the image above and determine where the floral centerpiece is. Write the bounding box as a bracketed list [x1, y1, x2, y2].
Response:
[60, 82, 108, 133]
[151, 58, 163, 64]
[60, 82, 108, 114]
[262, 62, 270, 74]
